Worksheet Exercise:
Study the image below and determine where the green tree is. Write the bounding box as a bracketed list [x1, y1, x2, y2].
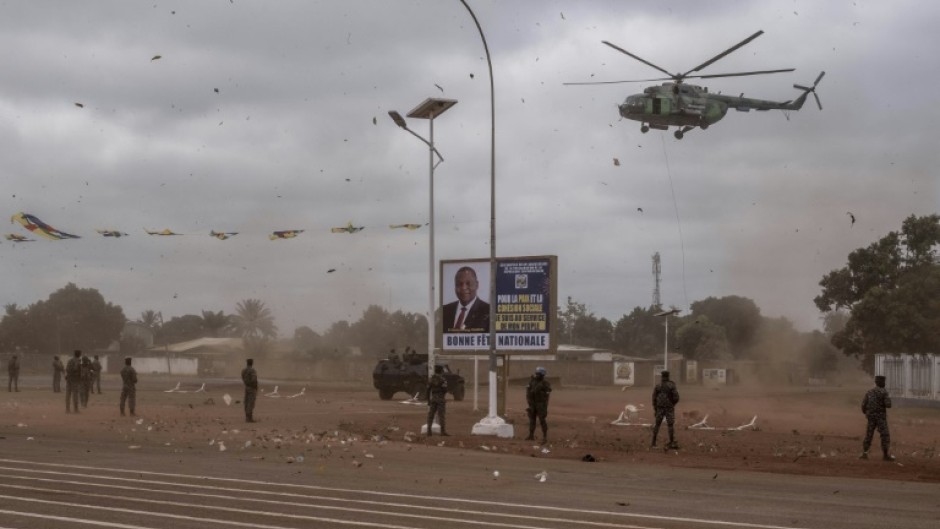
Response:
[232, 299, 278, 355]
[160, 314, 206, 343]
[558, 297, 587, 344]
[815, 214, 940, 370]
[200, 310, 231, 337]
[689, 295, 762, 358]
[675, 315, 731, 361]
[0, 283, 125, 355]
[802, 330, 839, 378]
[613, 306, 667, 357]
[293, 326, 321, 356]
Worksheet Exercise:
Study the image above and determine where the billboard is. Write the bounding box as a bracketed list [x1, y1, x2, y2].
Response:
[440, 256, 557, 353]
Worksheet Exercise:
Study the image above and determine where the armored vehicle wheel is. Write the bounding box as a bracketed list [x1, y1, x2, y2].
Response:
[378, 387, 395, 400]
[641, 125, 649, 133]
[674, 130, 684, 139]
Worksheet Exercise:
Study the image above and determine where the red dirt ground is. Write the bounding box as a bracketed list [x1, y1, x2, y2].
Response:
[2, 376, 938, 483]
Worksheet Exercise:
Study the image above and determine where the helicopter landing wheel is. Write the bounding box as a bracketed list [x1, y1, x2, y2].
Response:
[640, 125, 649, 133]
[674, 130, 684, 140]
[700, 123, 709, 130]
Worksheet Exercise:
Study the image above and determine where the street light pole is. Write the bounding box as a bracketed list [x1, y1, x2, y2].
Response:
[654, 308, 681, 372]
[460, 0, 512, 438]
[388, 98, 456, 381]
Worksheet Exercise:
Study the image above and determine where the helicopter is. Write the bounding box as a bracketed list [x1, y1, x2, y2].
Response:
[565, 30, 824, 139]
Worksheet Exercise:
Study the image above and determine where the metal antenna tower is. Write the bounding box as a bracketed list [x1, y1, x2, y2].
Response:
[652, 252, 662, 310]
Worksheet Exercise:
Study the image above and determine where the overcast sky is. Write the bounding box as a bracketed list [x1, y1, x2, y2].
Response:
[1, 0, 937, 338]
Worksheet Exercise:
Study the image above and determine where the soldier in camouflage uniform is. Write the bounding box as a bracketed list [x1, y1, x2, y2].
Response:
[7, 354, 19, 392]
[525, 366, 552, 444]
[241, 358, 258, 423]
[65, 350, 82, 413]
[80, 354, 93, 408]
[426, 364, 449, 436]
[651, 370, 680, 449]
[860, 375, 895, 461]
[92, 355, 103, 394]
[52, 355, 64, 393]
[120, 357, 137, 416]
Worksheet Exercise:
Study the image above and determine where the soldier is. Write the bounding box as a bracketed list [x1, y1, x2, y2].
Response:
[120, 357, 137, 416]
[79, 354, 93, 407]
[65, 350, 82, 413]
[426, 364, 449, 436]
[7, 354, 19, 392]
[241, 358, 258, 423]
[525, 366, 552, 444]
[651, 370, 680, 449]
[52, 355, 64, 393]
[860, 375, 895, 461]
[92, 355, 103, 394]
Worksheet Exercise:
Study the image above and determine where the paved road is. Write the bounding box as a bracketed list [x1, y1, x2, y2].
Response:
[0, 432, 937, 529]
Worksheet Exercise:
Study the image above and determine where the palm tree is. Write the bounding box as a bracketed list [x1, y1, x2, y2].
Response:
[201, 310, 231, 337]
[232, 299, 277, 339]
[138, 310, 161, 331]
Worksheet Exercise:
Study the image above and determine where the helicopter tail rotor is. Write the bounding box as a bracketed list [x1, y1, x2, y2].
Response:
[793, 71, 825, 110]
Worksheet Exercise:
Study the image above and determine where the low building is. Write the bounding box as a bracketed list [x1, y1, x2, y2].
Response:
[142, 337, 244, 376]
[875, 353, 940, 406]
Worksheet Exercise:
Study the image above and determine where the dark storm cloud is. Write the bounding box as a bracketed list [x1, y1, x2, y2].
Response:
[0, 0, 937, 334]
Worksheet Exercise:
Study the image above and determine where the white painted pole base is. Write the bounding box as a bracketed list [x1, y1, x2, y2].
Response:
[471, 415, 514, 438]
[421, 421, 441, 435]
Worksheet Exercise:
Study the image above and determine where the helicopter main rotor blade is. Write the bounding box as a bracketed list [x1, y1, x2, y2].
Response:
[563, 76, 673, 86]
[694, 68, 795, 79]
[813, 71, 826, 86]
[814, 92, 822, 110]
[682, 30, 764, 78]
[602, 40, 677, 79]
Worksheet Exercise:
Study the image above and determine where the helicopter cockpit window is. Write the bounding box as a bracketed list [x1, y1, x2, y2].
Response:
[623, 95, 645, 112]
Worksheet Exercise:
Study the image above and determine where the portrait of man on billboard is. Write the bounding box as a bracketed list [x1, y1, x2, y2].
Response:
[442, 265, 490, 332]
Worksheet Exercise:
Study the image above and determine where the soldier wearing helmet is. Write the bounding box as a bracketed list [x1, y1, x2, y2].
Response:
[651, 370, 680, 450]
[860, 375, 894, 461]
[525, 366, 552, 444]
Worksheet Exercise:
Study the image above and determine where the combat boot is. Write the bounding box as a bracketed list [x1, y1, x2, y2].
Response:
[859, 451, 869, 460]
[666, 441, 680, 450]
[883, 450, 895, 462]
[525, 428, 535, 441]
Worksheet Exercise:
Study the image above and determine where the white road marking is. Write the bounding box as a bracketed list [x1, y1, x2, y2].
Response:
[0, 479, 621, 529]
[0, 458, 810, 529]
[0, 510, 161, 529]
[0, 495, 421, 529]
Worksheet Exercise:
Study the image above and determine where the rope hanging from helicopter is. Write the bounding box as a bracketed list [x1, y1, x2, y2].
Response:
[659, 133, 690, 310]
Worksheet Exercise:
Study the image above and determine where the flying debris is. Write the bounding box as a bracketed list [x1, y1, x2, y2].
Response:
[210, 230, 239, 240]
[637, 207, 644, 213]
[11, 212, 80, 240]
[151, 54, 162, 61]
[5, 234, 33, 242]
[97, 230, 128, 238]
[327, 268, 336, 273]
[434, 83, 444, 92]
[74, 102, 84, 108]
[213, 88, 220, 93]
[372, 116, 377, 125]
[390, 224, 423, 230]
[613, 158, 620, 166]
[846, 211, 856, 226]
[331, 222, 365, 234]
[145, 228, 182, 236]
[270, 230, 304, 240]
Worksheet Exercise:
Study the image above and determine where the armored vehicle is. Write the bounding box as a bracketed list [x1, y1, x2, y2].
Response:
[373, 354, 465, 401]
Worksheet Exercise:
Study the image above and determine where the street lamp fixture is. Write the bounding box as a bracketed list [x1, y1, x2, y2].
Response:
[388, 98, 457, 381]
[654, 308, 681, 373]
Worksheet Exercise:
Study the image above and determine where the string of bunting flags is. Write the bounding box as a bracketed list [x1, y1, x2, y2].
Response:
[5, 213, 427, 243]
